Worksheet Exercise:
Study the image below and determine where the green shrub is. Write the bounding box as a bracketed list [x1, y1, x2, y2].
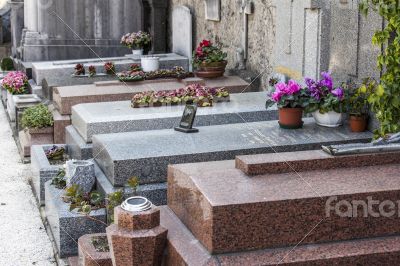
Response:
[21, 104, 54, 129]
[1, 58, 14, 71]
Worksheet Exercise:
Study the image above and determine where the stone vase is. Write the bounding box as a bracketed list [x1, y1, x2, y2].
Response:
[66, 160, 95, 193]
[312, 110, 344, 127]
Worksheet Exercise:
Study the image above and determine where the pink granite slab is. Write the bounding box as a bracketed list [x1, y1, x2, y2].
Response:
[236, 150, 400, 175]
[160, 206, 400, 265]
[168, 159, 400, 254]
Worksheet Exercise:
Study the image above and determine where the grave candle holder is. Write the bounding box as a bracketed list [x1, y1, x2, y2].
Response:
[106, 197, 168, 266]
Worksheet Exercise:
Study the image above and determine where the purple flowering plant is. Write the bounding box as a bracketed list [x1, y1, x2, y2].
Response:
[266, 80, 310, 109]
[305, 72, 347, 113]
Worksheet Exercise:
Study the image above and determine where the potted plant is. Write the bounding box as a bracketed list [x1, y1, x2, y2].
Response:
[193, 39, 227, 78]
[104, 62, 115, 75]
[346, 78, 375, 132]
[305, 72, 347, 127]
[131, 92, 151, 108]
[266, 80, 308, 129]
[2, 71, 29, 121]
[121, 31, 151, 56]
[150, 91, 164, 107]
[21, 103, 54, 144]
[213, 88, 230, 102]
[45, 145, 66, 161]
[1, 57, 15, 71]
[74, 64, 85, 75]
[88, 65, 96, 77]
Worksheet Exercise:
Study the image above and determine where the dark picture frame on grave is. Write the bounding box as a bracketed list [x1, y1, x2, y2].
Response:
[174, 104, 199, 133]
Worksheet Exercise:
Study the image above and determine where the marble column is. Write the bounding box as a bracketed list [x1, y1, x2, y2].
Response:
[10, 0, 24, 57]
[24, 0, 37, 31]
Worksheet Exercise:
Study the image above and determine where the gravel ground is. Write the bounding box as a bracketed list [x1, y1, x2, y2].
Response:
[0, 104, 55, 266]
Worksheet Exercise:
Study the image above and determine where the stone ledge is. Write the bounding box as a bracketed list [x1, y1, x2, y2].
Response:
[236, 150, 400, 175]
[161, 206, 400, 265]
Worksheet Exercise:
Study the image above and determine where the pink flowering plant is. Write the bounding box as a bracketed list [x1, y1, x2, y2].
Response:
[121, 31, 151, 49]
[305, 72, 347, 113]
[2, 71, 28, 95]
[266, 80, 310, 109]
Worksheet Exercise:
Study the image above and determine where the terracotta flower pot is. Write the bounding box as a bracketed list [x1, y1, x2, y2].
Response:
[349, 115, 368, 132]
[278, 108, 303, 129]
[195, 61, 227, 78]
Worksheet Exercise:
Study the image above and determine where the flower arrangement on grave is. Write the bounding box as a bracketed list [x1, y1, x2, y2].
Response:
[346, 78, 376, 132]
[2, 71, 28, 95]
[130, 64, 142, 72]
[121, 31, 151, 54]
[74, 64, 85, 75]
[88, 65, 96, 77]
[45, 145, 66, 161]
[305, 72, 347, 127]
[192, 39, 227, 78]
[117, 66, 190, 82]
[51, 168, 66, 189]
[213, 88, 230, 102]
[266, 80, 310, 129]
[130, 84, 223, 108]
[104, 62, 115, 75]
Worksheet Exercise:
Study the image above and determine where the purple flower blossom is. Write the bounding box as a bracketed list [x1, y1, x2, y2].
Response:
[319, 72, 333, 91]
[271, 80, 302, 102]
[331, 87, 344, 100]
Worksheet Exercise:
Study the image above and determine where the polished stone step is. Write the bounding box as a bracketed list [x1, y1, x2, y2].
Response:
[161, 206, 400, 265]
[72, 92, 278, 143]
[93, 118, 372, 186]
[167, 157, 400, 254]
[236, 149, 400, 175]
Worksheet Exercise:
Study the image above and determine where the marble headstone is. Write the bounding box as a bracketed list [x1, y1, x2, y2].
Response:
[172, 6, 193, 71]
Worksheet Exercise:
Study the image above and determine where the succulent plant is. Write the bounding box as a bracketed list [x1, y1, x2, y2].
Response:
[46, 145, 65, 160]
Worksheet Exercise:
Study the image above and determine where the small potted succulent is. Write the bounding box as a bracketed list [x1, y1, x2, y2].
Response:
[21, 103, 54, 144]
[150, 91, 165, 107]
[165, 90, 181, 106]
[74, 64, 85, 75]
[193, 39, 227, 78]
[2, 71, 29, 120]
[266, 80, 309, 129]
[130, 64, 142, 72]
[121, 31, 151, 56]
[213, 88, 230, 102]
[194, 87, 213, 107]
[131, 92, 152, 108]
[104, 62, 115, 75]
[88, 65, 96, 77]
[305, 72, 347, 127]
[346, 78, 375, 132]
[45, 145, 66, 161]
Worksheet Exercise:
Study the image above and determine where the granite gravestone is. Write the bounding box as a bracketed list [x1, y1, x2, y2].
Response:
[174, 105, 199, 133]
[172, 6, 193, 71]
[205, 0, 221, 21]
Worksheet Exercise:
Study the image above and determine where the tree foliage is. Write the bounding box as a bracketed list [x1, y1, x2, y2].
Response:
[360, 0, 400, 136]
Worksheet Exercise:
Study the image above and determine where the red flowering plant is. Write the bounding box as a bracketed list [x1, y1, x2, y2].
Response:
[74, 64, 85, 75]
[192, 40, 227, 69]
[104, 62, 115, 75]
[130, 64, 142, 72]
[88, 65, 96, 77]
[2, 71, 29, 95]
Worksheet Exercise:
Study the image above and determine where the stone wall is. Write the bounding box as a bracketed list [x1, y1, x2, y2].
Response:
[168, 0, 276, 90]
[169, 0, 382, 91]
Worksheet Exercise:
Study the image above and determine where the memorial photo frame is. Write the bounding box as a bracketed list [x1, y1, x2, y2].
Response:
[205, 0, 221, 21]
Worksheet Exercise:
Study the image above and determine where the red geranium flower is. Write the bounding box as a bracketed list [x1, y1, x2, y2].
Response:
[200, 40, 211, 47]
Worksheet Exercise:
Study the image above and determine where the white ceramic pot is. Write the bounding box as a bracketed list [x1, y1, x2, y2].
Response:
[132, 49, 143, 56]
[312, 110, 343, 127]
[141, 56, 160, 72]
[6, 91, 15, 121]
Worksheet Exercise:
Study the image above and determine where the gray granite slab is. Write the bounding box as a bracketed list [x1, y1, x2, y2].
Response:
[72, 92, 279, 143]
[65, 125, 93, 160]
[31, 144, 66, 205]
[94, 163, 166, 206]
[93, 118, 373, 186]
[45, 181, 107, 258]
[32, 53, 189, 87]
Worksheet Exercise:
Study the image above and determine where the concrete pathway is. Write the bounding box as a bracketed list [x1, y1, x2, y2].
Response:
[0, 104, 55, 265]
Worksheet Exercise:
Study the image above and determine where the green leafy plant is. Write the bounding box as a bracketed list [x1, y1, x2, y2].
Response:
[51, 168, 66, 189]
[346, 78, 376, 117]
[63, 184, 105, 214]
[127, 176, 139, 195]
[21, 104, 54, 129]
[1, 57, 14, 71]
[106, 190, 124, 224]
[359, 0, 400, 136]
